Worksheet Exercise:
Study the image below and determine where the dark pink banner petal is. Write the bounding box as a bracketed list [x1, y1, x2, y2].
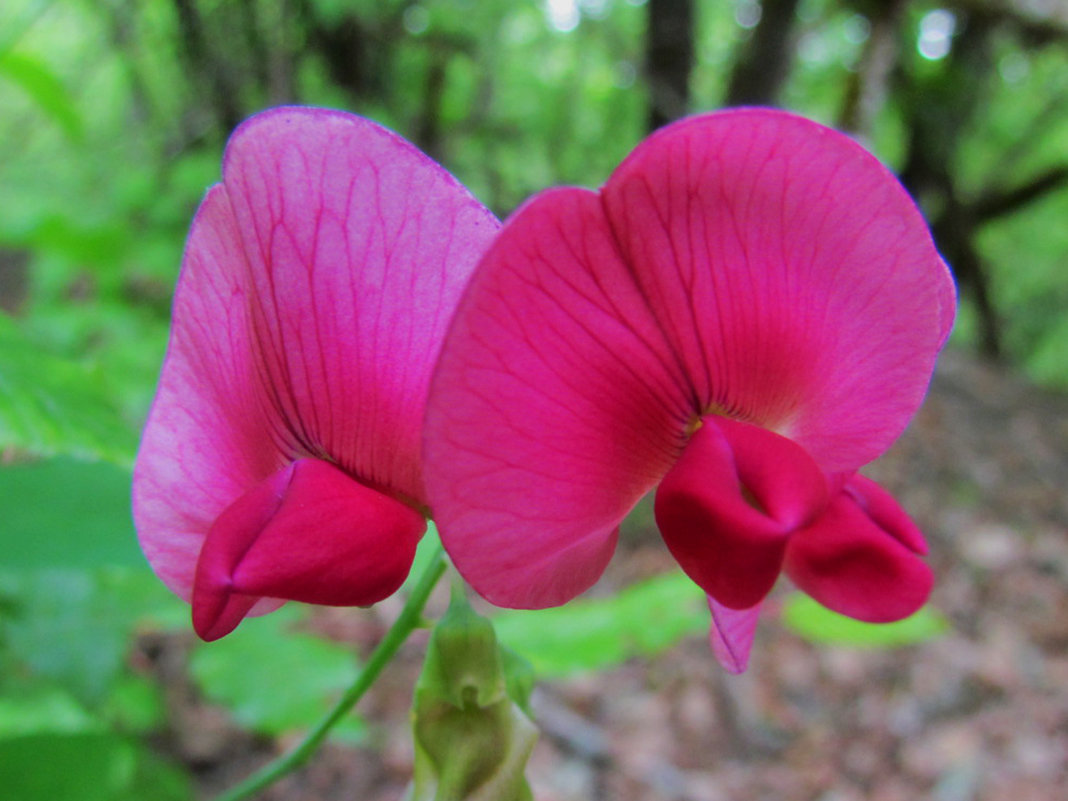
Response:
[134, 108, 497, 628]
[602, 109, 955, 475]
[424, 188, 693, 609]
[424, 108, 952, 661]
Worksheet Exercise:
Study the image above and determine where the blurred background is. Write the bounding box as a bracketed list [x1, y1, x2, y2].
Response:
[1, 1, 1066, 799]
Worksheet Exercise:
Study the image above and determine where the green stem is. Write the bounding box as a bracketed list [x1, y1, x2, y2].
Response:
[212, 544, 448, 801]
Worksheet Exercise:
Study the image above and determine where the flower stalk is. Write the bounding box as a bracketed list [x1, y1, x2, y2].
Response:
[213, 544, 447, 801]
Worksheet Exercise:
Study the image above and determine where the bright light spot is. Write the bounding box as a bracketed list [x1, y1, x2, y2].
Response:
[580, 0, 610, 20]
[999, 52, 1029, 84]
[735, 0, 761, 30]
[402, 5, 430, 35]
[798, 32, 830, 65]
[615, 60, 637, 89]
[546, 0, 580, 33]
[843, 14, 870, 46]
[918, 9, 956, 61]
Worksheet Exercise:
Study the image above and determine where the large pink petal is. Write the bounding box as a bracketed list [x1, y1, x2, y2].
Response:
[424, 188, 694, 608]
[133, 185, 278, 604]
[220, 107, 498, 501]
[134, 107, 496, 606]
[602, 109, 955, 474]
[783, 478, 933, 622]
[193, 458, 425, 641]
[654, 417, 827, 609]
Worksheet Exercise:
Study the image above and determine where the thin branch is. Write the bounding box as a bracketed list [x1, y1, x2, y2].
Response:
[972, 165, 1068, 223]
[211, 545, 447, 801]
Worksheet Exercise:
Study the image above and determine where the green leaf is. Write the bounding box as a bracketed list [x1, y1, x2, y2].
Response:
[780, 593, 950, 647]
[1, 570, 131, 704]
[0, 733, 191, 801]
[0, 567, 178, 710]
[99, 674, 167, 734]
[0, 315, 138, 465]
[0, 458, 141, 569]
[189, 607, 365, 739]
[0, 50, 84, 142]
[0, 684, 97, 737]
[492, 572, 707, 677]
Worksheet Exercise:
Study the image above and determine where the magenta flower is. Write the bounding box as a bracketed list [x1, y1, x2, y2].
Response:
[423, 109, 956, 672]
[133, 108, 498, 641]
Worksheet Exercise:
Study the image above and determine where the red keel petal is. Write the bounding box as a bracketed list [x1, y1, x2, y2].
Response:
[655, 418, 828, 609]
[192, 458, 425, 640]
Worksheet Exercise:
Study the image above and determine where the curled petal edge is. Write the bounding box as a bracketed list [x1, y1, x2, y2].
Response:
[784, 478, 933, 623]
[192, 458, 425, 641]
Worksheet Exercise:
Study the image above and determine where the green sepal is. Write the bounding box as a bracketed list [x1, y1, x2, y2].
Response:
[406, 590, 537, 801]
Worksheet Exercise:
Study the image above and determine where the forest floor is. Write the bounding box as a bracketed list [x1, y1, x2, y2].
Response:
[150, 347, 1068, 801]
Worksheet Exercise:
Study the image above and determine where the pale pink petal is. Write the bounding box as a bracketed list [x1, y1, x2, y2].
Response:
[133, 185, 278, 604]
[783, 481, 933, 622]
[193, 458, 425, 641]
[709, 597, 762, 674]
[134, 107, 496, 611]
[655, 417, 827, 609]
[220, 107, 498, 501]
[601, 109, 955, 474]
[424, 188, 693, 608]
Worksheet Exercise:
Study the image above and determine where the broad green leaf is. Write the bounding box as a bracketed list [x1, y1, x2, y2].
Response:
[0, 567, 178, 706]
[1, 570, 130, 704]
[780, 593, 949, 647]
[99, 674, 167, 734]
[0, 315, 138, 465]
[0, 733, 191, 801]
[20, 215, 127, 271]
[0, 684, 97, 737]
[190, 607, 365, 740]
[0, 458, 140, 568]
[0, 51, 84, 142]
[492, 572, 707, 676]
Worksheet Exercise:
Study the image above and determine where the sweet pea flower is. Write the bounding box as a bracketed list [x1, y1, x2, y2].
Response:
[423, 109, 956, 672]
[133, 108, 497, 641]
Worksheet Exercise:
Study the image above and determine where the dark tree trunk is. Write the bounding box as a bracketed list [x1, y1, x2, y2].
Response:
[899, 10, 1001, 359]
[238, 0, 272, 100]
[724, 0, 801, 107]
[645, 0, 695, 131]
[294, 0, 379, 101]
[0, 249, 29, 315]
[415, 49, 449, 162]
[99, 0, 154, 129]
[838, 0, 910, 138]
[171, 0, 242, 133]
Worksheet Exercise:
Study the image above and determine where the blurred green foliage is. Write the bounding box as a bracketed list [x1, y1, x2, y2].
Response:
[189, 607, 367, 741]
[1, 0, 1065, 795]
[493, 572, 709, 677]
[781, 593, 949, 647]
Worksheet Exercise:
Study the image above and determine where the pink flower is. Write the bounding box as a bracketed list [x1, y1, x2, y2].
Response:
[423, 109, 956, 672]
[133, 108, 498, 641]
